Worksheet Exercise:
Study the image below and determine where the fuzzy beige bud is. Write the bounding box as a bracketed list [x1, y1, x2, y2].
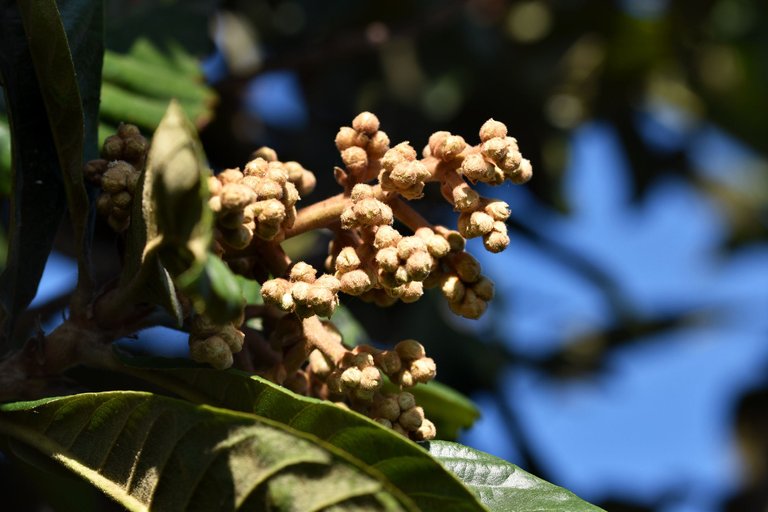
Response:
[340, 366, 362, 389]
[290, 262, 317, 283]
[460, 153, 495, 182]
[359, 366, 383, 391]
[339, 269, 373, 295]
[374, 225, 402, 249]
[413, 418, 437, 441]
[441, 274, 466, 303]
[509, 158, 533, 184]
[309, 349, 333, 377]
[397, 392, 416, 411]
[405, 251, 433, 281]
[452, 183, 480, 211]
[369, 130, 390, 157]
[341, 146, 368, 173]
[479, 119, 508, 142]
[352, 111, 380, 135]
[410, 357, 436, 383]
[261, 278, 294, 311]
[374, 396, 401, 421]
[335, 246, 361, 272]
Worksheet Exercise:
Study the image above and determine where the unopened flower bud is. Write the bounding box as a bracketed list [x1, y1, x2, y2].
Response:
[218, 168, 244, 184]
[335, 246, 361, 272]
[410, 357, 436, 383]
[479, 119, 508, 142]
[397, 392, 416, 411]
[190, 336, 233, 370]
[452, 252, 481, 283]
[369, 130, 390, 157]
[399, 281, 424, 303]
[341, 146, 368, 173]
[374, 396, 401, 421]
[452, 183, 480, 211]
[413, 418, 437, 441]
[290, 262, 317, 283]
[395, 339, 426, 361]
[252, 146, 278, 162]
[221, 183, 257, 210]
[352, 111, 380, 135]
[441, 274, 466, 303]
[374, 225, 402, 249]
[399, 406, 425, 431]
[340, 366, 363, 389]
[359, 366, 383, 391]
[340, 270, 373, 295]
[481, 137, 508, 163]
[509, 158, 533, 184]
[483, 227, 510, 253]
[484, 200, 511, 221]
[472, 276, 495, 301]
[460, 153, 496, 182]
[374, 351, 402, 375]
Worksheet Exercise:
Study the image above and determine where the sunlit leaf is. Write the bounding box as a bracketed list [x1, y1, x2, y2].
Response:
[427, 441, 605, 512]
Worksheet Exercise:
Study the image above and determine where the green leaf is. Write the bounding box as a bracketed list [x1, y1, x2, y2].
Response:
[114, 357, 488, 511]
[16, 0, 103, 307]
[426, 441, 605, 512]
[0, 392, 413, 511]
[0, 2, 74, 338]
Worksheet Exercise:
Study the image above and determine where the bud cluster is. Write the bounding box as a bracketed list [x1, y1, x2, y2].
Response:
[335, 111, 391, 183]
[84, 123, 148, 232]
[188, 314, 245, 370]
[370, 391, 436, 441]
[340, 184, 393, 229]
[438, 252, 495, 319]
[208, 152, 314, 249]
[379, 142, 431, 199]
[303, 339, 437, 441]
[261, 262, 341, 318]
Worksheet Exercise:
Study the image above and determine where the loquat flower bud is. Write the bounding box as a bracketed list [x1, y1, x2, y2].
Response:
[190, 336, 233, 370]
[339, 270, 373, 295]
[335, 126, 365, 151]
[397, 392, 416, 411]
[375, 418, 393, 429]
[509, 158, 533, 184]
[369, 130, 390, 157]
[219, 325, 245, 352]
[220, 183, 257, 210]
[350, 183, 375, 201]
[480, 137, 508, 163]
[102, 135, 124, 160]
[459, 153, 496, 182]
[405, 251, 433, 281]
[352, 111, 380, 135]
[290, 262, 316, 283]
[398, 281, 424, 303]
[359, 366, 382, 391]
[433, 134, 467, 161]
[83, 159, 107, 184]
[341, 146, 368, 174]
[483, 225, 510, 253]
[413, 418, 437, 441]
[472, 276, 495, 301]
[452, 183, 480, 211]
[252, 146, 278, 162]
[374, 351, 402, 375]
[397, 369, 415, 388]
[218, 168, 244, 184]
[335, 246, 361, 272]
[261, 278, 294, 311]
[398, 406, 425, 431]
[410, 357, 436, 383]
[374, 396, 401, 422]
[479, 119, 508, 142]
[396, 236, 427, 260]
[452, 252, 481, 283]
[374, 225, 402, 249]
[484, 200, 511, 221]
[102, 162, 133, 193]
[395, 339, 426, 361]
[340, 366, 362, 390]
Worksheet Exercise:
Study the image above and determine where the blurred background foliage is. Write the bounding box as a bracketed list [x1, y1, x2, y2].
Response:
[2, 0, 768, 511]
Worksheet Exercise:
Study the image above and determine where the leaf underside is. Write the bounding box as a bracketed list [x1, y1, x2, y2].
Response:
[0, 392, 410, 512]
[115, 357, 487, 512]
[426, 441, 606, 512]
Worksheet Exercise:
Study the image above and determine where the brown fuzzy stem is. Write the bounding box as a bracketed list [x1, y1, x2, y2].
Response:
[390, 197, 433, 232]
[285, 193, 350, 239]
[302, 315, 346, 364]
